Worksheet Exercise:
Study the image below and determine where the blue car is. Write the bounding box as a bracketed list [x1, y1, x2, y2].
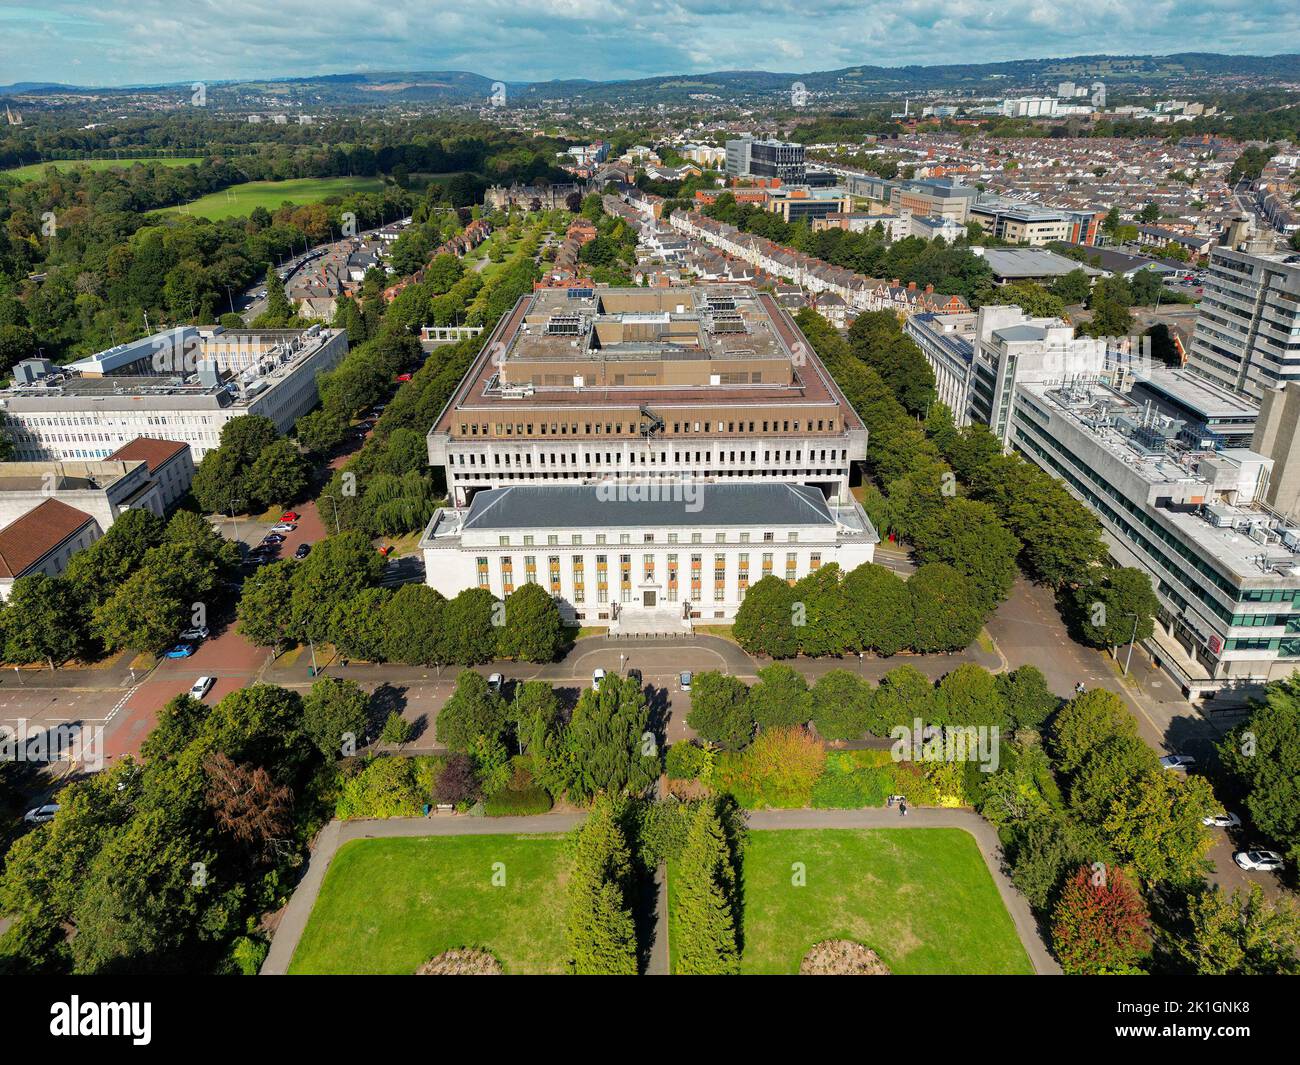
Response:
[165, 643, 195, 659]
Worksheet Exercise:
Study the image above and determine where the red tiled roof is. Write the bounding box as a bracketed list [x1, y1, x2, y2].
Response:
[0, 499, 97, 578]
[106, 437, 189, 474]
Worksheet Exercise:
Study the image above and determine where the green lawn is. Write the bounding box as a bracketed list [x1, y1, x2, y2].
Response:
[670, 828, 1032, 975]
[288, 834, 570, 974]
[171, 176, 387, 220]
[2, 157, 205, 181]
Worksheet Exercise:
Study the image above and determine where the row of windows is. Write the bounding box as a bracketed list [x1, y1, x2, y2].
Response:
[452, 448, 849, 468]
[481, 552, 819, 602]
[494, 530, 803, 547]
[457, 417, 839, 438]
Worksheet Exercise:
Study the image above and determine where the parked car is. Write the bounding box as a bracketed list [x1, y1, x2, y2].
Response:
[487, 673, 503, 694]
[592, 668, 606, 690]
[395, 373, 413, 382]
[1202, 811, 1242, 829]
[179, 625, 210, 641]
[261, 534, 285, 545]
[1159, 754, 1197, 771]
[294, 543, 312, 559]
[165, 643, 195, 659]
[679, 671, 693, 692]
[269, 523, 297, 534]
[189, 676, 216, 700]
[1233, 850, 1285, 872]
[23, 804, 59, 825]
[280, 511, 300, 523]
[627, 668, 643, 687]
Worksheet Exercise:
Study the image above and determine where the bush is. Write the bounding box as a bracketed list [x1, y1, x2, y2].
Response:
[810, 750, 896, 809]
[666, 742, 712, 782]
[713, 727, 826, 809]
[335, 756, 425, 819]
[484, 786, 553, 816]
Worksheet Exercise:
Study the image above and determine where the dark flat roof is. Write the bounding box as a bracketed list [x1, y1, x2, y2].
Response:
[462, 482, 835, 531]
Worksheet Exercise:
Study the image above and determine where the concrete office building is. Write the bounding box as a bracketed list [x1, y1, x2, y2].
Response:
[0, 455, 166, 532]
[1, 325, 348, 461]
[747, 139, 806, 184]
[1252, 381, 1300, 521]
[724, 136, 753, 178]
[1185, 242, 1300, 399]
[1011, 378, 1300, 698]
[969, 199, 1073, 245]
[427, 286, 868, 507]
[422, 285, 877, 632]
[906, 305, 1114, 442]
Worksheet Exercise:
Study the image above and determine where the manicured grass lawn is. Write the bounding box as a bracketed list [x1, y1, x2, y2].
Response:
[171, 176, 387, 220]
[288, 834, 570, 974]
[2, 157, 205, 181]
[670, 828, 1032, 975]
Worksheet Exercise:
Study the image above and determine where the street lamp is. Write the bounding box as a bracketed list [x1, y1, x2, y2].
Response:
[227, 496, 244, 542]
[323, 494, 342, 535]
[1121, 612, 1141, 676]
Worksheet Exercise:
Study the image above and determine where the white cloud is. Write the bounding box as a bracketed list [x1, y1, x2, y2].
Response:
[0, 0, 1295, 86]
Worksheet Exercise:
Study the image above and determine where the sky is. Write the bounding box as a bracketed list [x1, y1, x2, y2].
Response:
[0, 0, 1297, 87]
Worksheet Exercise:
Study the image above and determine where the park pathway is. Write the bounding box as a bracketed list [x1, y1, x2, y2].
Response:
[263, 806, 1058, 976]
[260, 812, 585, 975]
[746, 808, 1061, 975]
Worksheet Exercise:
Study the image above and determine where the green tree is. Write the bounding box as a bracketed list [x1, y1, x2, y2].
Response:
[748, 663, 812, 731]
[1220, 675, 1300, 864]
[245, 438, 310, 510]
[732, 575, 798, 658]
[810, 670, 872, 741]
[302, 677, 370, 758]
[436, 670, 508, 753]
[685, 672, 754, 750]
[791, 563, 853, 656]
[673, 802, 740, 975]
[908, 562, 984, 653]
[843, 563, 914, 655]
[497, 583, 564, 662]
[1102, 769, 1215, 884]
[441, 588, 501, 665]
[381, 584, 447, 665]
[2, 574, 84, 669]
[1073, 568, 1159, 652]
[235, 560, 297, 648]
[1178, 885, 1300, 975]
[566, 797, 637, 975]
[1049, 688, 1137, 775]
[566, 674, 660, 800]
[912, 498, 1020, 610]
[932, 663, 1009, 730]
[263, 264, 293, 324]
[995, 665, 1058, 732]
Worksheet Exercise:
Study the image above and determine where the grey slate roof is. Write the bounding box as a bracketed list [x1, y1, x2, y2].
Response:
[462, 483, 835, 531]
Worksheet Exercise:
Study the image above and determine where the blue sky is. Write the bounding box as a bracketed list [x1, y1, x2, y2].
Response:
[1, 0, 1297, 87]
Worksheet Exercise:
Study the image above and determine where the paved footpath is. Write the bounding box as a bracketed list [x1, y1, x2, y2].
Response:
[263, 806, 1058, 976]
[745, 807, 1061, 976]
[261, 812, 584, 975]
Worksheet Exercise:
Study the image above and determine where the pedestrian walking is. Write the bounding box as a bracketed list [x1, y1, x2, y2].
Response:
[899, 801, 908, 817]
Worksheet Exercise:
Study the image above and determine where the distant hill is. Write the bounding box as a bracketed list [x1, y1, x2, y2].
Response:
[3, 53, 1298, 104]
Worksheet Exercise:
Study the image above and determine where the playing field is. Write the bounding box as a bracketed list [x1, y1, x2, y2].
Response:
[288, 834, 570, 975]
[173, 176, 387, 220]
[2, 157, 205, 181]
[670, 828, 1033, 975]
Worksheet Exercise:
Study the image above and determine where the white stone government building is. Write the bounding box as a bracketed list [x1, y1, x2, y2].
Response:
[420, 286, 878, 632]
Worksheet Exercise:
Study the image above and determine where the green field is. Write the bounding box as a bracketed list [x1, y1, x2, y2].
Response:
[173, 176, 387, 220]
[670, 828, 1033, 975]
[288, 834, 570, 975]
[2, 157, 205, 181]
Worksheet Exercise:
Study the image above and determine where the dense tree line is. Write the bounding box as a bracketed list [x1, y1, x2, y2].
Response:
[0, 507, 238, 662]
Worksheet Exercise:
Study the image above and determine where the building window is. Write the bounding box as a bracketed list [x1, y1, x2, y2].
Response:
[620, 554, 632, 603]
[476, 557, 489, 589]
[501, 556, 514, 595]
[524, 556, 537, 584]
[667, 554, 678, 601]
[762, 552, 773, 577]
[573, 556, 585, 603]
[786, 552, 797, 584]
[548, 555, 561, 595]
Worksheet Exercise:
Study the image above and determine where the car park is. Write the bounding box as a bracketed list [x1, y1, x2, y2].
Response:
[190, 676, 216, 700]
[1233, 849, 1284, 872]
[23, 804, 59, 825]
[165, 643, 196, 659]
[1202, 811, 1242, 829]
